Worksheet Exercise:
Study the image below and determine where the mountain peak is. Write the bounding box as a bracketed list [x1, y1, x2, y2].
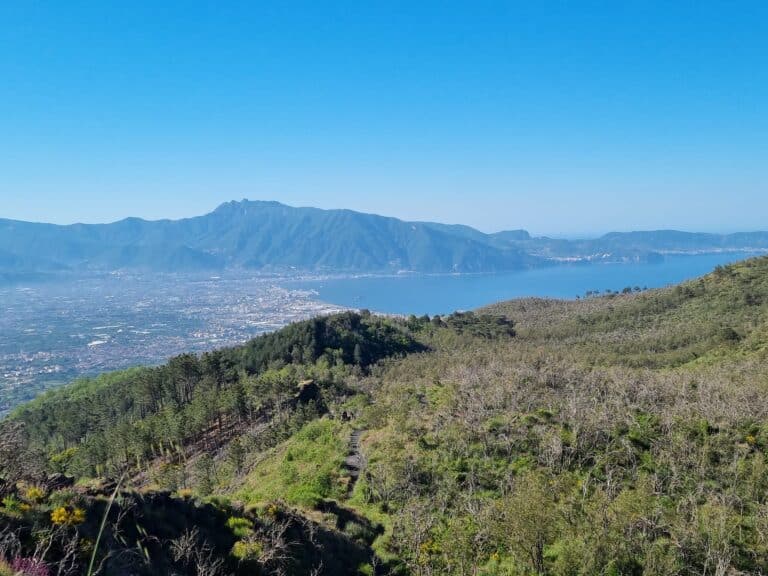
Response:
[213, 199, 288, 213]
[2, 202, 768, 277]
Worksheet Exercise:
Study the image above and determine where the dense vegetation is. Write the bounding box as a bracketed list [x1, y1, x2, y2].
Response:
[3, 256, 768, 575]
[10, 312, 423, 479]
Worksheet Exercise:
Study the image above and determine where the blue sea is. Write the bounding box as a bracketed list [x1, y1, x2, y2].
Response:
[288, 253, 762, 316]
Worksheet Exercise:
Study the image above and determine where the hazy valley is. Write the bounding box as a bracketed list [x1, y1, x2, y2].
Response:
[1, 249, 757, 417]
[3, 255, 768, 575]
[2, 201, 767, 281]
[3, 3, 767, 575]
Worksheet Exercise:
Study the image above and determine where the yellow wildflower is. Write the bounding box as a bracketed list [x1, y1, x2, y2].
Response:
[24, 485, 46, 503]
[70, 508, 86, 525]
[177, 488, 193, 499]
[51, 507, 70, 525]
[50, 506, 86, 525]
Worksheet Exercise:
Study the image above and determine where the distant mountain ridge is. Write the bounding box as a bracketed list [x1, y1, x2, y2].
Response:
[1, 199, 767, 277]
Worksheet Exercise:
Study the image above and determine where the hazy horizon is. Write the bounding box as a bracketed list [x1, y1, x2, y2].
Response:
[2, 198, 766, 239]
[3, 5, 768, 573]
[2, 2, 767, 234]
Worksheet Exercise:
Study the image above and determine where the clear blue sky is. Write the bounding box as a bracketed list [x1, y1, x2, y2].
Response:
[1, 1, 766, 235]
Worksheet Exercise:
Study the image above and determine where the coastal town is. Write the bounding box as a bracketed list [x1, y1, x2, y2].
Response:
[0, 272, 345, 415]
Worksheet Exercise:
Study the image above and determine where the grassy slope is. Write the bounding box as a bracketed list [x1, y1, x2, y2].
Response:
[4, 256, 768, 575]
[483, 255, 768, 367]
[246, 255, 768, 574]
[213, 259, 768, 571]
[234, 418, 350, 508]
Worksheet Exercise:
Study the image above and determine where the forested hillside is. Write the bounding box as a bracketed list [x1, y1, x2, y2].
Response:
[0, 200, 538, 275]
[2, 200, 767, 278]
[2, 257, 768, 575]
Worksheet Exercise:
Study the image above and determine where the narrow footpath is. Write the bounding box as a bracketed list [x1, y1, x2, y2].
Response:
[344, 429, 364, 496]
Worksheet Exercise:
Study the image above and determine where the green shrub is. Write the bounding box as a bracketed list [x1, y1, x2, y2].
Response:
[231, 539, 264, 561]
[226, 516, 253, 538]
[1, 496, 24, 517]
[344, 521, 376, 544]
